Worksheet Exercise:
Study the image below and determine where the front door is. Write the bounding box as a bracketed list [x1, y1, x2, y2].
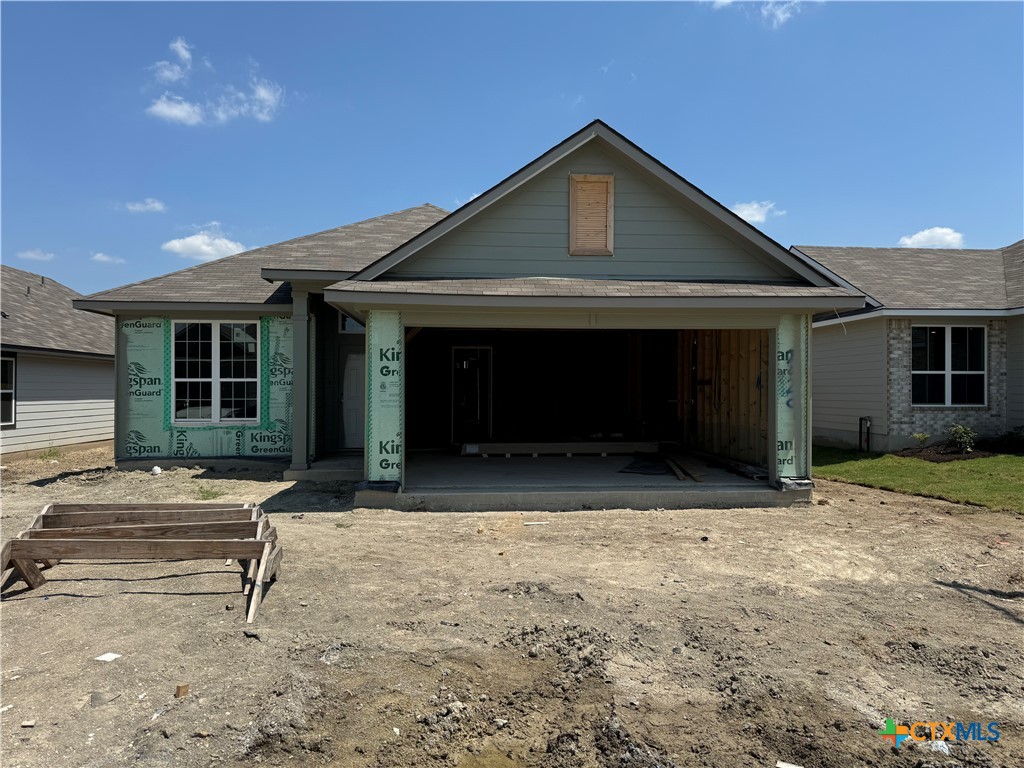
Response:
[452, 346, 492, 444]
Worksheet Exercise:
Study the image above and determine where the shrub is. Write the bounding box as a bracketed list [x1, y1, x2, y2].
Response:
[912, 433, 930, 449]
[948, 423, 978, 454]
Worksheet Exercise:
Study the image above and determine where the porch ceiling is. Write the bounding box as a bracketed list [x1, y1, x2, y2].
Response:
[324, 277, 864, 314]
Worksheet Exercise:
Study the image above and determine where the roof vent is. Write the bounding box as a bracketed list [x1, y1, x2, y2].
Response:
[25, 285, 31, 296]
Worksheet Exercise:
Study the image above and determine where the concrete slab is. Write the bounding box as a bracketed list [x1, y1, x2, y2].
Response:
[355, 453, 808, 511]
[283, 455, 362, 482]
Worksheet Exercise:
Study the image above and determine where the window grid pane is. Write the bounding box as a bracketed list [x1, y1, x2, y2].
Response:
[912, 373, 945, 405]
[1, 359, 13, 392]
[173, 322, 257, 423]
[951, 374, 985, 405]
[911, 327, 944, 372]
[1, 392, 12, 424]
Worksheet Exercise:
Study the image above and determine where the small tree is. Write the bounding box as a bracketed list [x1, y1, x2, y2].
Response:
[948, 423, 978, 453]
[911, 432, 930, 449]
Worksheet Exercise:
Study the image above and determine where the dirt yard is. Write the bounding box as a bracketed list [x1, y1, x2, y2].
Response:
[1, 447, 1021, 768]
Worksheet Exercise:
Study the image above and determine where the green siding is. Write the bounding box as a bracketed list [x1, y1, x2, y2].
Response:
[392, 143, 796, 282]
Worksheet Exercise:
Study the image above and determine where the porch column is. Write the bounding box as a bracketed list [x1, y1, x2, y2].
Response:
[365, 310, 404, 484]
[774, 313, 811, 485]
[289, 290, 310, 471]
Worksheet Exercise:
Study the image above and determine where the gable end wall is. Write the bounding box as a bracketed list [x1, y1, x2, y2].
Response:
[392, 143, 798, 282]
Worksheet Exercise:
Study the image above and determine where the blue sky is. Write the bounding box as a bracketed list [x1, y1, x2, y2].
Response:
[2, 1, 1021, 295]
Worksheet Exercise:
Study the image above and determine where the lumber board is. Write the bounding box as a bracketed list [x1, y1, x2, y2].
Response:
[11, 559, 46, 589]
[49, 503, 249, 513]
[664, 459, 688, 482]
[246, 543, 273, 623]
[243, 518, 266, 595]
[669, 454, 706, 482]
[1, 538, 11, 574]
[462, 441, 658, 456]
[42, 508, 255, 529]
[265, 544, 283, 582]
[24, 520, 261, 540]
[8, 538, 270, 561]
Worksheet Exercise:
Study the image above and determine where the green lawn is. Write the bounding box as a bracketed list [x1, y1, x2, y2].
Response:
[812, 446, 1024, 512]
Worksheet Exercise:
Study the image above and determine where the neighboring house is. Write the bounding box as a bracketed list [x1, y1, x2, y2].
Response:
[1, 265, 115, 455]
[75, 121, 864, 503]
[795, 241, 1023, 451]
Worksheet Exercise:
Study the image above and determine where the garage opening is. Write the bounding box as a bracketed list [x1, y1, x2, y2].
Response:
[405, 328, 770, 469]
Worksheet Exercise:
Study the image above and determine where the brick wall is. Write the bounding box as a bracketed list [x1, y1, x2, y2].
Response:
[887, 319, 1007, 449]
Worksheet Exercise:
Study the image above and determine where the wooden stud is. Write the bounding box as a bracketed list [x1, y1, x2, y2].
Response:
[265, 544, 284, 582]
[11, 559, 46, 590]
[246, 542, 273, 623]
[8, 538, 269, 561]
[42, 508, 255, 529]
[243, 518, 266, 596]
[48, 503, 249, 512]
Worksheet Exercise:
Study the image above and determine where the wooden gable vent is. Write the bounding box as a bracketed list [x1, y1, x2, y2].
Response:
[569, 174, 614, 256]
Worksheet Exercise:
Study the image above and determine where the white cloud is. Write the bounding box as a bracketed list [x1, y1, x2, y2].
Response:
[161, 224, 245, 261]
[211, 78, 285, 123]
[711, 0, 802, 29]
[898, 226, 964, 249]
[146, 93, 204, 125]
[762, 1, 802, 28]
[17, 249, 54, 262]
[731, 200, 786, 224]
[123, 197, 167, 213]
[151, 36, 193, 83]
[169, 37, 192, 67]
[91, 252, 125, 264]
[144, 38, 284, 126]
[599, 59, 615, 75]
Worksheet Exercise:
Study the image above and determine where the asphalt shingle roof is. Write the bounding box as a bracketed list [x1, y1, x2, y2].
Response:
[82, 204, 448, 305]
[795, 243, 1023, 310]
[328, 277, 861, 300]
[1, 265, 114, 356]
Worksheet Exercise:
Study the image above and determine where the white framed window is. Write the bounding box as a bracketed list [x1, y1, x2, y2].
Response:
[569, 174, 614, 256]
[911, 325, 986, 406]
[1, 356, 15, 427]
[173, 321, 259, 423]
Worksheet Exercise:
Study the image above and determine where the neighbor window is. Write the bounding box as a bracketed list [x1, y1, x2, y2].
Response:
[173, 321, 258, 422]
[569, 174, 614, 256]
[911, 326, 986, 406]
[1, 356, 15, 427]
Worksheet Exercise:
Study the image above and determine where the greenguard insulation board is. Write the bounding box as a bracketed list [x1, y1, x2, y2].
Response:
[365, 310, 404, 482]
[117, 316, 293, 460]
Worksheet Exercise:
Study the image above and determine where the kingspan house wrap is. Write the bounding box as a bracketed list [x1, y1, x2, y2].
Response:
[75, 121, 865, 509]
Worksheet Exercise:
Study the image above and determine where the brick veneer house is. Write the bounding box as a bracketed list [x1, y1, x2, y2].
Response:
[796, 240, 1023, 451]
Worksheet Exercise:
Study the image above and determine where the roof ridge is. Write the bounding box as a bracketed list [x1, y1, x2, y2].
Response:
[1, 263, 84, 297]
[795, 244, 997, 253]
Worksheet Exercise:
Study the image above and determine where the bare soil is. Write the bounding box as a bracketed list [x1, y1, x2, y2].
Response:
[1, 446, 1022, 768]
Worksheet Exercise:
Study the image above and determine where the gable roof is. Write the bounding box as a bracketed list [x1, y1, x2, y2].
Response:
[1, 265, 114, 357]
[76, 205, 447, 311]
[351, 120, 839, 288]
[794, 241, 1023, 311]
